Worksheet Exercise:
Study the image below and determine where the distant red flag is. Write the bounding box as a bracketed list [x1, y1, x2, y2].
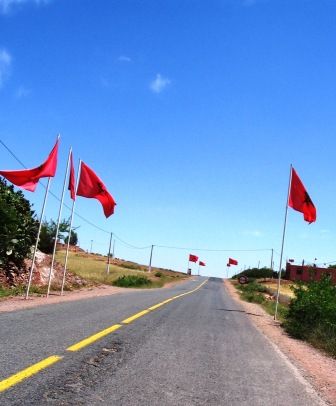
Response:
[76, 161, 116, 218]
[288, 167, 316, 223]
[68, 151, 76, 200]
[228, 258, 238, 266]
[0, 138, 59, 192]
[189, 254, 198, 263]
[199, 261, 206, 266]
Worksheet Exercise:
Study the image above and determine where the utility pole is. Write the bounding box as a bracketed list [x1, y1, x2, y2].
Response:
[270, 248, 274, 271]
[90, 240, 93, 254]
[148, 245, 154, 273]
[106, 232, 113, 274]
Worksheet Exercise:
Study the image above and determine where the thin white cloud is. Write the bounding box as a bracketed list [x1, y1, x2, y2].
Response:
[0, 0, 50, 14]
[117, 55, 132, 63]
[15, 85, 30, 98]
[150, 73, 171, 94]
[0, 48, 11, 88]
[242, 230, 263, 237]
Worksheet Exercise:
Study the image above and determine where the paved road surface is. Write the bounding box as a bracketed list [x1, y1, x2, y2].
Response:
[0, 277, 324, 405]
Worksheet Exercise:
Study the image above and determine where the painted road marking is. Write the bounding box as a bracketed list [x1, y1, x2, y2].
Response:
[0, 355, 62, 393]
[67, 324, 122, 352]
[122, 309, 149, 324]
[0, 279, 208, 393]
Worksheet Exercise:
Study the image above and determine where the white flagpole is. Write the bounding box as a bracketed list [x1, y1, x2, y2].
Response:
[274, 164, 292, 320]
[60, 159, 81, 295]
[25, 177, 52, 299]
[148, 245, 154, 273]
[187, 259, 190, 275]
[197, 263, 200, 276]
[106, 232, 113, 274]
[47, 148, 72, 297]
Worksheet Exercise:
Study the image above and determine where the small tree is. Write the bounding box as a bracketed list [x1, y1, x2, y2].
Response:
[38, 219, 70, 254]
[64, 230, 78, 246]
[0, 178, 38, 274]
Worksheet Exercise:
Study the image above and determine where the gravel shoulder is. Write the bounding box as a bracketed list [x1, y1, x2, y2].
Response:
[224, 279, 336, 406]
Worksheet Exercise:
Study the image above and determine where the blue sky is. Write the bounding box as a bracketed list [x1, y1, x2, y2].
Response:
[1, 0, 336, 277]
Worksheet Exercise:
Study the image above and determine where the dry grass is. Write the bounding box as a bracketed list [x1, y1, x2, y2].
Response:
[260, 280, 296, 298]
[55, 250, 187, 288]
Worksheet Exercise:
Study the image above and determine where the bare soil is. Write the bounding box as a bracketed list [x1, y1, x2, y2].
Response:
[224, 279, 336, 406]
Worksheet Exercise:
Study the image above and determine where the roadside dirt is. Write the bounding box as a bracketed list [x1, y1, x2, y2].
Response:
[224, 279, 336, 406]
[0, 276, 192, 314]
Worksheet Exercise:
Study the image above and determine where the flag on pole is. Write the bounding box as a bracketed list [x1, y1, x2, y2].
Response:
[228, 258, 238, 265]
[199, 261, 206, 266]
[76, 161, 116, 217]
[0, 137, 59, 192]
[68, 151, 76, 200]
[288, 167, 316, 223]
[189, 254, 199, 263]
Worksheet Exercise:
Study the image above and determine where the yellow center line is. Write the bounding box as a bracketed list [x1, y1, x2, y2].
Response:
[67, 324, 122, 352]
[121, 309, 150, 324]
[0, 355, 62, 393]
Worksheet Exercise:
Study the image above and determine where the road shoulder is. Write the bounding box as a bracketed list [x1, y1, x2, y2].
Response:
[224, 279, 336, 406]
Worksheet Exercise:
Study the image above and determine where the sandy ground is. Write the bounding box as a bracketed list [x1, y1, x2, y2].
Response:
[0, 278, 191, 313]
[224, 279, 336, 406]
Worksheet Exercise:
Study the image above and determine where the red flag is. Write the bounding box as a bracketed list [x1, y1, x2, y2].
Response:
[0, 138, 59, 192]
[76, 161, 116, 218]
[199, 261, 206, 266]
[189, 254, 198, 263]
[228, 258, 238, 265]
[288, 167, 316, 223]
[68, 151, 76, 200]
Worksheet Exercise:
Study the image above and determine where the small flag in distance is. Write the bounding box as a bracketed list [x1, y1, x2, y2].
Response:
[199, 261, 206, 266]
[189, 254, 199, 263]
[228, 258, 238, 266]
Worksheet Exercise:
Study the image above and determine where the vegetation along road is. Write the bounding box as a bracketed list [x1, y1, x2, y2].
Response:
[0, 277, 324, 405]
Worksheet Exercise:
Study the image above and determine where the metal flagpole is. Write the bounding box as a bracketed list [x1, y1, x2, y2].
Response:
[148, 245, 154, 272]
[274, 164, 292, 320]
[106, 232, 113, 274]
[187, 260, 190, 275]
[197, 263, 200, 276]
[25, 177, 52, 299]
[60, 159, 81, 295]
[47, 148, 71, 297]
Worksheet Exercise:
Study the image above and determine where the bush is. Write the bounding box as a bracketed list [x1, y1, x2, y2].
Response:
[234, 267, 276, 280]
[38, 219, 70, 254]
[155, 271, 163, 277]
[284, 276, 336, 357]
[0, 178, 38, 274]
[112, 275, 152, 288]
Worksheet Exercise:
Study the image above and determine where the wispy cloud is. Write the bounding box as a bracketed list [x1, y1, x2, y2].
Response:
[0, 0, 50, 14]
[242, 229, 263, 237]
[117, 55, 132, 63]
[0, 49, 11, 88]
[150, 73, 171, 94]
[15, 85, 30, 98]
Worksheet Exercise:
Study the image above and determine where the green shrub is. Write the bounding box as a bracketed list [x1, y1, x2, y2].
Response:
[0, 178, 38, 275]
[112, 275, 152, 288]
[284, 276, 336, 357]
[155, 271, 162, 277]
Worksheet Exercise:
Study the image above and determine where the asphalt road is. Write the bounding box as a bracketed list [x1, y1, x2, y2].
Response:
[0, 277, 324, 405]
